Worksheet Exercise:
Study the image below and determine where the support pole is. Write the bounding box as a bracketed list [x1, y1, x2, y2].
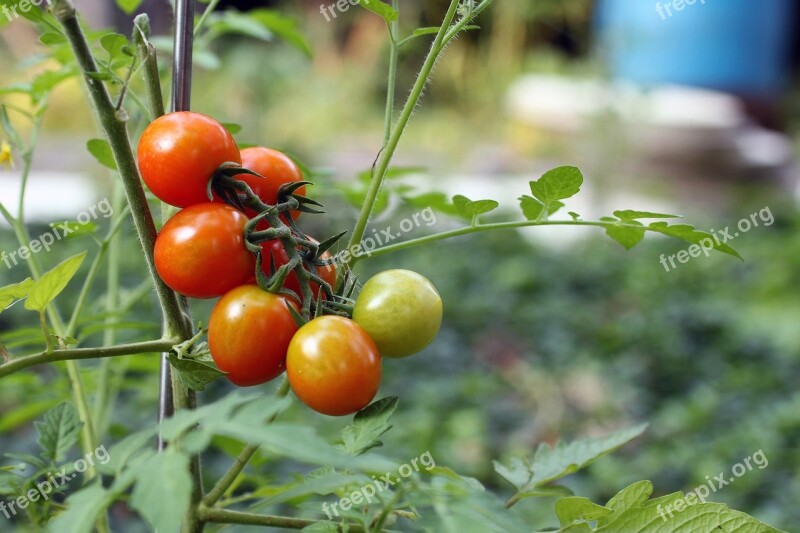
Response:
[158, 0, 195, 450]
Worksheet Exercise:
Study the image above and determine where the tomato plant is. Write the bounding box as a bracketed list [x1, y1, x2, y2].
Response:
[154, 203, 255, 299]
[286, 316, 382, 416]
[0, 1, 784, 532]
[208, 285, 298, 386]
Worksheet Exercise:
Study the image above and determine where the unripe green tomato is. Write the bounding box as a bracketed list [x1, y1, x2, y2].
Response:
[352, 269, 442, 358]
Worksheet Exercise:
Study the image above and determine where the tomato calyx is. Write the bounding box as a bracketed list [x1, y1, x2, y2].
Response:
[209, 162, 354, 324]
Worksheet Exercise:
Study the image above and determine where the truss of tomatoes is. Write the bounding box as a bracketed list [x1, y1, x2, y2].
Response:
[137, 112, 443, 416]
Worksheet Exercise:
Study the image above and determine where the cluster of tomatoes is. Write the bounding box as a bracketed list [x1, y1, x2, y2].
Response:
[137, 112, 443, 416]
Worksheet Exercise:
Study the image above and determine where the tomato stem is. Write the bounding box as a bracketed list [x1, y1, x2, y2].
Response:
[343, 0, 489, 277]
[0, 338, 180, 379]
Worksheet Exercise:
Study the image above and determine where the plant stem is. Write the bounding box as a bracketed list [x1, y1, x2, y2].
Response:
[197, 507, 368, 532]
[0, 339, 178, 379]
[504, 492, 522, 509]
[382, 0, 399, 146]
[1, 107, 102, 491]
[134, 15, 166, 120]
[202, 379, 290, 507]
[64, 205, 129, 337]
[193, 0, 221, 36]
[344, 0, 462, 272]
[51, 0, 191, 342]
[361, 219, 657, 260]
[93, 183, 124, 438]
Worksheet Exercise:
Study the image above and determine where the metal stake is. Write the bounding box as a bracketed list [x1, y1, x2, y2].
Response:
[158, 0, 195, 450]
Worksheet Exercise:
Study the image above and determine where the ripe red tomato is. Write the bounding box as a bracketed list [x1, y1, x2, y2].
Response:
[154, 203, 255, 299]
[286, 316, 381, 416]
[138, 112, 241, 207]
[260, 238, 337, 301]
[209, 285, 299, 387]
[235, 147, 306, 220]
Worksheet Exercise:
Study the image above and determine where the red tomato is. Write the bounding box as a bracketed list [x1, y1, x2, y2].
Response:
[209, 285, 299, 387]
[286, 316, 381, 416]
[260, 238, 337, 301]
[138, 112, 240, 207]
[235, 147, 306, 221]
[154, 203, 255, 299]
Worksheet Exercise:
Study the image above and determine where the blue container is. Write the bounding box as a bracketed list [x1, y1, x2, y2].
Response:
[595, 0, 795, 97]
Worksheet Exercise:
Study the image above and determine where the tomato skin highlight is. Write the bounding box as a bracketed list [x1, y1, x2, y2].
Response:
[236, 147, 306, 221]
[138, 112, 241, 207]
[353, 269, 443, 358]
[259, 238, 337, 302]
[154, 203, 255, 299]
[287, 316, 381, 416]
[209, 286, 299, 387]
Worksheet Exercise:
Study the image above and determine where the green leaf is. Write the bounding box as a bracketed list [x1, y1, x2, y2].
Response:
[556, 497, 612, 527]
[46, 484, 112, 533]
[404, 191, 460, 217]
[0, 278, 35, 312]
[24, 252, 87, 312]
[648, 222, 742, 259]
[167, 353, 226, 392]
[0, 399, 60, 432]
[494, 424, 647, 494]
[357, 0, 399, 22]
[339, 396, 398, 455]
[519, 195, 563, 221]
[96, 426, 158, 476]
[452, 195, 499, 221]
[605, 220, 645, 250]
[1, 104, 23, 149]
[115, 0, 144, 15]
[100, 33, 128, 60]
[613, 210, 681, 220]
[50, 220, 99, 239]
[251, 468, 371, 507]
[582, 480, 788, 532]
[31, 69, 75, 103]
[209, 11, 274, 41]
[35, 402, 83, 464]
[601, 480, 653, 521]
[39, 32, 66, 45]
[220, 122, 242, 135]
[528, 166, 583, 218]
[249, 9, 313, 57]
[129, 449, 191, 533]
[530, 424, 648, 487]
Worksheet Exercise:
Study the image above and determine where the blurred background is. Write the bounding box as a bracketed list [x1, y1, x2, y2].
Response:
[1, 0, 799, 530]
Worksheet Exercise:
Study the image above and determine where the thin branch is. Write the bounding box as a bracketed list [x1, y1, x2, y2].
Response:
[0, 339, 178, 379]
[197, 507, 368, 532]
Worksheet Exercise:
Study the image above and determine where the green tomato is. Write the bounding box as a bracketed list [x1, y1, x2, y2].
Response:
[353, 269, 443, 358]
